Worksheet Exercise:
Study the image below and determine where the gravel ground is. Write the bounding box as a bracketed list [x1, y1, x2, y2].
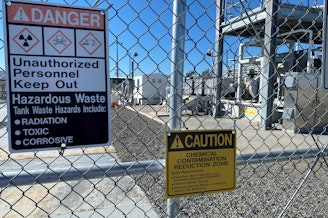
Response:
[111, 107, 328, 217]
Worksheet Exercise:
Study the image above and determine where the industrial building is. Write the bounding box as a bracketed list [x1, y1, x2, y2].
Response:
[110, 73, 168, 106]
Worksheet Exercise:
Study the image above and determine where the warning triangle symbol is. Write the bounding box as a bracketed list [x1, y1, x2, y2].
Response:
[13, 7, 29, 22]
[170, 135, 184, 149]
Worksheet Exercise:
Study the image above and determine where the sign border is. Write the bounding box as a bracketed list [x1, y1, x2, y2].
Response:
[4, 0, 111, 153]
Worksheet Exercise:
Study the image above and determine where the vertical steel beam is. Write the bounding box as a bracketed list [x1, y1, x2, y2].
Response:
[167, 0, 186, 217]
[260, 0, 278, 129]
[213, 0, 225, 117]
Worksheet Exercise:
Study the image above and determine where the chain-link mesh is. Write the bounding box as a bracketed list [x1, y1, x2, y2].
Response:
[1, 0, 328, 217]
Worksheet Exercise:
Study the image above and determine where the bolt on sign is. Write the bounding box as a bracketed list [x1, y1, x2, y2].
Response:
[4, 0, 111, 152]
[166, 130, 236, 198]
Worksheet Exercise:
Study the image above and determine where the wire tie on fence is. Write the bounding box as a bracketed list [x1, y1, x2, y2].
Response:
[59, 143, 66, 156]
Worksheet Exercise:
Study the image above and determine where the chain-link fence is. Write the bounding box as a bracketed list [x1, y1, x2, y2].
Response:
[1, 0, 328, 217]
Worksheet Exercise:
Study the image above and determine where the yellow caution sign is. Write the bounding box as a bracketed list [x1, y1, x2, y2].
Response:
[166, 129, 236, 198]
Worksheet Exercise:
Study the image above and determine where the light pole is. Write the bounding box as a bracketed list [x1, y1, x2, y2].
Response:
[116, 41, 122, 79]
[131, 52, 138, 105]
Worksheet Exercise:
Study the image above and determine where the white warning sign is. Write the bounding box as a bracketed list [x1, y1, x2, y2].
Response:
[4, 0, 111, 153]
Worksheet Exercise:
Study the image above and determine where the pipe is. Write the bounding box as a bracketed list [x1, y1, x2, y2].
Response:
[1, 148, 326, 188]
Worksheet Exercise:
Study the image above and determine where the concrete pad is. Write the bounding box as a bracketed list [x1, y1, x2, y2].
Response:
[0, 153, 159, 218]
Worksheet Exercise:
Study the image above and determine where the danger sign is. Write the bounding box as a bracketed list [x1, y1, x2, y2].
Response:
[7, 2, 104, 29]
[166, 130, 236, 198]
[4, 1, 111, 152]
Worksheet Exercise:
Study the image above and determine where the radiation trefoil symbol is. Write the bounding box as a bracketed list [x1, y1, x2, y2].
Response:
[13, 28, 40, 53]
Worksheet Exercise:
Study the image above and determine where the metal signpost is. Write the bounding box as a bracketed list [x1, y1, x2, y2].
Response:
[4, 1, 111, 152]
[166, 130, 236, 198]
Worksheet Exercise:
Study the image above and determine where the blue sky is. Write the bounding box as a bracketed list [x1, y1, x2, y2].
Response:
[0, 0, 324, 77]
[105, 0, 217, 77]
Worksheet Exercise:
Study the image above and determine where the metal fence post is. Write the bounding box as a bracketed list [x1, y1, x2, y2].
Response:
[167, 0, 186, 217]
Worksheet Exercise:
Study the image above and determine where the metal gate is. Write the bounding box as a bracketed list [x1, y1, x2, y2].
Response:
[1, 0, 328, 217]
